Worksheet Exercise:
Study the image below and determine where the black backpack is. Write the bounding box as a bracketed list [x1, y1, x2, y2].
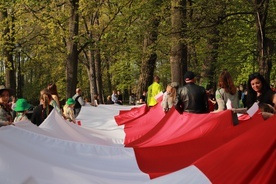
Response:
[74, 96, 81, 109]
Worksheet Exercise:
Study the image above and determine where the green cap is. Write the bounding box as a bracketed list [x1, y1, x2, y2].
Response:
[66, 98, 75, 105]
[14, 98, 31, 112]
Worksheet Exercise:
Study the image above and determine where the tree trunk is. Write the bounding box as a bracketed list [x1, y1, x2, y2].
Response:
[95, 48, 103, 104]
[254, 0, 271, 82]
[0, 8, 16, 92]
[200, 27, 219, 89]
[105, 59, 112, 103]
[170, 0, 187, 86]
[86, 49, 97, 102]
[66, 0, 79, 98]
[137, 17, 160, 97]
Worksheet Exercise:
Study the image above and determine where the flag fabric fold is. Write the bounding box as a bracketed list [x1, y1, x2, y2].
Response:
[131, 109, 266, 179]
[0, 124, 149, 184]
[194, 115, 276, 184]
[114, 104, 149, 125]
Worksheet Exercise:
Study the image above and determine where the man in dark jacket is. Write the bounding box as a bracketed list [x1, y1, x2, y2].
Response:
[175, 71, 209, 114]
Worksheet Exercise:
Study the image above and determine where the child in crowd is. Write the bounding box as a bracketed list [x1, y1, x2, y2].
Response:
[161, 82, 178, 112]
[63, 98, 76, 123]
[129, 93, 136, 105]
[14, 98, 31, 122]
[92, 94, 99, 107]
[105, 95, 114, 104]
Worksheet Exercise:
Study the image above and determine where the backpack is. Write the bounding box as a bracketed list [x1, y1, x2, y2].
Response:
[74, 96, 81, 109]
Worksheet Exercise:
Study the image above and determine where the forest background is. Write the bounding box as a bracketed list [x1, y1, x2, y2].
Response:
[0, 0, 275, 106]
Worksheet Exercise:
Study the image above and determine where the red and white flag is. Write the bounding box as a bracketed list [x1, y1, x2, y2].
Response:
[0, 102, 275, 184]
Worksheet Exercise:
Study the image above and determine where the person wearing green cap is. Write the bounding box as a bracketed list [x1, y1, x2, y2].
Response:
[63, 98, 76, 123]
[14, 98, 31, 122]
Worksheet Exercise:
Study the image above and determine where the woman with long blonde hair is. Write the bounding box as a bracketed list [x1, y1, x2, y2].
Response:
[161, 82, 179, 112]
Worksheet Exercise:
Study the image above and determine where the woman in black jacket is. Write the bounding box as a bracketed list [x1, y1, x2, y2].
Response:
[31, 91, 53, 126]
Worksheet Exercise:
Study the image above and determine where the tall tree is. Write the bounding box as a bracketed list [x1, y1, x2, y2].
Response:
[253, 0, 272, 82]
[196, 1, 226, 88]
[170, 0, 187, 85]
[80, 0, 131, 103]
[0, 4, 16, 91]
[81, 8, 98, 102]
[135, 0, 164, 97]
[137, 16, 160, 95]
[66, 0, 80, 98]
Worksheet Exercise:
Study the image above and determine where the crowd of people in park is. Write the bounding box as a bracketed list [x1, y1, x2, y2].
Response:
[0, 69, 276, 128]
[109, 89, 147, 105]
[158, 70, 276, 120]
[107, 69, 276, 121]
[173, 70, 276, 120]
[0, 84, 84, 127]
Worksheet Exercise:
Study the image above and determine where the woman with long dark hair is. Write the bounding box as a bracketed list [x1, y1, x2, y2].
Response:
[47, 83, 61, 113]
[246, 72, 276, 109]
[0, 85, 13, 126]
[31, 92, 53, 126]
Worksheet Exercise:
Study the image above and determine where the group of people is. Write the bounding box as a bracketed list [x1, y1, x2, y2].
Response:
[147, 73, 214, 113]
[0, 84, 88, 127]
[126, 91, 147, 105]
[152, 70, 276, 120]
[109, 89, 147, 105]
[213, 70, 276, 120]
[34, 85, 86, 125]
[1, 70, 275, 127]
[110, 90, 123, 105]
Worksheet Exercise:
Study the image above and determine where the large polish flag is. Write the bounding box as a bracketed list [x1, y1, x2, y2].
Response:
[0, 102, 275, 184]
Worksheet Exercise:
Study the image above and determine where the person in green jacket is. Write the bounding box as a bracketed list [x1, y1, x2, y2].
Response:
[147, 76, 162, 107]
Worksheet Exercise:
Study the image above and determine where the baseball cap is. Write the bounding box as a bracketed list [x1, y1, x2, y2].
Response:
[184, 71, 195, 81]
